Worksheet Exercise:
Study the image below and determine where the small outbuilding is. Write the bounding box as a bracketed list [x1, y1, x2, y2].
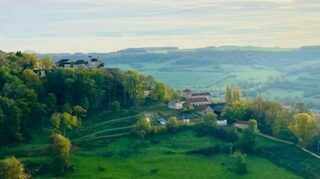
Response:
[195, 105, 213, 115]
[168, 100, 184, 110]
[157, 118, 167, 126]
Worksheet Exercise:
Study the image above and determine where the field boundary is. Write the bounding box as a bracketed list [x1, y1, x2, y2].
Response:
[257, 132, 320, 160]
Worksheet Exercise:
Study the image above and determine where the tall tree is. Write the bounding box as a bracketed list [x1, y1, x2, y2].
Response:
[50, 112, 78, 136]
[289, 113, 319, 147]
[49, 134, 71, 176]
[72, 105, 87, 126]
[0, 156, 29, 179]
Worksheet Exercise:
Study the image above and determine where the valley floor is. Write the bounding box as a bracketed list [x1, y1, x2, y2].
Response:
[1, 105, 319, 178]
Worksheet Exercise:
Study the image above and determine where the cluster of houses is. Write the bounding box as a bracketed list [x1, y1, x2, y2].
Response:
[55, 57, 120, 74]
[55, 57, 104, 69]
[165, 89, 227, 126]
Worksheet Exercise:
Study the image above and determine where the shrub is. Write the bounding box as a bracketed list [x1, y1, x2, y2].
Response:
[0, 156, 30, 179]
[231, 152, 247, 174]
[202, 112, 217, 126]
[98, 165, 106, 172]
[167, 117, 179, 131]
[111, 101, 120, 112]
[150, 168, 160, 174]
[239, 128, 256, 153]
[134, 118, 152, 138]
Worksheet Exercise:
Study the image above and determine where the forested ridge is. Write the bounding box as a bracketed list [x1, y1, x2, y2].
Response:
[0, 51, 173, 146]
[0, 50, 319, 179]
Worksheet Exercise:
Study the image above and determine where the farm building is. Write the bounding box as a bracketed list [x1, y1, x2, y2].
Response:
[168, 100, 184, 110]
[157, 118, 167, 126]
[195, 105, 213, 115]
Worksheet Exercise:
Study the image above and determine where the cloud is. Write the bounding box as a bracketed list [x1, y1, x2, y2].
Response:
[0, 0, 319, 52]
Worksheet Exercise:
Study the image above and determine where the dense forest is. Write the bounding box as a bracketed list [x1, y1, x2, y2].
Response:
[0, 51, 319, 178]
[0, 51, 173, 146]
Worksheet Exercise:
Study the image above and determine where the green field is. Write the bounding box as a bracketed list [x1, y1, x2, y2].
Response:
[36, 130, 300, 179]
[2, 105, 319, 178]
[106, 62, 320, 110]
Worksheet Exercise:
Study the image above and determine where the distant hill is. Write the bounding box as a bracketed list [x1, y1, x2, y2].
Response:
[39, 45, 320, 110]
[41, 46, 320, 69]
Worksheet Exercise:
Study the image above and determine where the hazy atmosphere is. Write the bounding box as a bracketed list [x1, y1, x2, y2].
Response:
[1, 0, 320, 52]
[0, 1, 319, 179]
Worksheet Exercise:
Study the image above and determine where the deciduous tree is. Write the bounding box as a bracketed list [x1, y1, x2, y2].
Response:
[0, 156, 29, 179]
[202, 112, 217, 126]
[49, 134, 72, 176]
[289, 113, 319, 147]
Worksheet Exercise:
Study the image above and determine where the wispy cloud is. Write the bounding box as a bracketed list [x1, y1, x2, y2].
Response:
[0, 0, 319, 52]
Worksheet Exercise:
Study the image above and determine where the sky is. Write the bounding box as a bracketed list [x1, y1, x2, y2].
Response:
[0, 0, 319, 53]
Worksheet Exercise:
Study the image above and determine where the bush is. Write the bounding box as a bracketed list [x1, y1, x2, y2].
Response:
[150, 168, 159, 174]
[231, 152, 247, 174]
[98, 165, 106, 172]
[239, 129, 256, 153]
[0, 156, 30, 179]
[111, 101, 120, 112]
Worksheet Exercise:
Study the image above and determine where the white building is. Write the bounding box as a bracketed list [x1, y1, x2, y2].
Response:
[157, 118, 167, 126]
[217, 120, 227, 126]
[168, 100, 184, 110]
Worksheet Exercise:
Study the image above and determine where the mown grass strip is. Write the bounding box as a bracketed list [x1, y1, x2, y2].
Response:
[74, 132, 131, 143]
[79, 114, 141, 133]
[73, 125, 133, 142]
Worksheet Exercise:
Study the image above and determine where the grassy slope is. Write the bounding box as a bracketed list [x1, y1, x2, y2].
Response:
[0, 107, 310, 179]
[37, 130, 300, 179]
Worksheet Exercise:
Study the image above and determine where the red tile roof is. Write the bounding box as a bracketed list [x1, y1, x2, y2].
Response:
[188, 97, 209, 103]
[191, 92, 210, 96]
[195, 105, 210, 111]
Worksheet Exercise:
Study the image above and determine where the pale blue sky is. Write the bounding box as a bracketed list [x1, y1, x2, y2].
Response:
[0, 0, 319, 52]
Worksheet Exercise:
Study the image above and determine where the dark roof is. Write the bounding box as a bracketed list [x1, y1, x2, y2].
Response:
[178, 114, 199, 120]
[90, 58, 98, 62]
[97, 63, 104, 68]
[183, 89, 191, 92]
[210, 103, 226, 113]
[75, 60, 87, 64]
[191, 92, 210, 96]
[56, 59, 73, 66]
[188, 98, 209, 103]
[195, 105, 211, 111]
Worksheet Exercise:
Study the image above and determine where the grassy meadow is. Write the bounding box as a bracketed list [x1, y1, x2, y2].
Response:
[1, 104, 319, 178]
[36, 130, 301, 179]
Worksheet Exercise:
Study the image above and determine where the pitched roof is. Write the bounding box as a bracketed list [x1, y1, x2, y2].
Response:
[75, 60, 87, 64]
[188, 97, 209, 103]
[183, 88, 191, 92]
[195, 105, 211, 111]
[191, 92, 210, 96]
[210, 103, 226, 113]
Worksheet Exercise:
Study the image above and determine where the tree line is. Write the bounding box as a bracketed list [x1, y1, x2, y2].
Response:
[222, 86, 319, 149]
[0, 51, 173, 146]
